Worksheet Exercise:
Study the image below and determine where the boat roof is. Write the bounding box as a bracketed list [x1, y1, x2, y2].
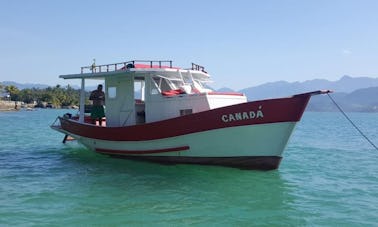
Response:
[59, 60, 211, 82]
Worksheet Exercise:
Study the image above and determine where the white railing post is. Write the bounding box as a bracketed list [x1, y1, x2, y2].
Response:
[79, 78, 85, 123]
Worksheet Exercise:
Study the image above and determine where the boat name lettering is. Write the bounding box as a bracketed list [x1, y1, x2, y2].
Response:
[221, 106, 264, 123]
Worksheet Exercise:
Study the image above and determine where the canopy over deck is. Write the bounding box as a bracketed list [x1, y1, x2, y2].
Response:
[59, 60, 211, 81]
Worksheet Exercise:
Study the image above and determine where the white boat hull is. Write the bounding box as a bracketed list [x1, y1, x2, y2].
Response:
[80, 122, 295, 157]
[55, 120, 296, 169]
[52, 91, 330, 170]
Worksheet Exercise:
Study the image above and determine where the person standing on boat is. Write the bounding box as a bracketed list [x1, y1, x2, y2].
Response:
[89, 84, 105, 126]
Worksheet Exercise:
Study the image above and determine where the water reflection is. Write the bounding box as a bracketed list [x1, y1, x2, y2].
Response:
[57, 146, 301, 225]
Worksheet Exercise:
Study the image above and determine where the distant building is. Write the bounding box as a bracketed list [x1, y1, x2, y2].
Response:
[0, 92, 10, 100]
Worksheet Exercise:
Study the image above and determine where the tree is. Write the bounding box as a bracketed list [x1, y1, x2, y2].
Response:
[2, 84, 83, 107]
[19, 88, 34, 103]
[5, 85, 20, 101]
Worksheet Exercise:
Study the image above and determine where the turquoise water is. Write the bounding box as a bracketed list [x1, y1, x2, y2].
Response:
[0, 109, 377, 226]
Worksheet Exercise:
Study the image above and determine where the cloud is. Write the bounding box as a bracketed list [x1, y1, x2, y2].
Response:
[342, 49, 352, 55]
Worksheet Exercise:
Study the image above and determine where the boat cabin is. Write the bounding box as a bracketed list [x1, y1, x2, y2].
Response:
[60, 60, 247, 127]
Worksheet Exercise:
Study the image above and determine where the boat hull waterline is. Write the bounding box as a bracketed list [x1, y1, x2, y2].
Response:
[53, 91, 327, 170]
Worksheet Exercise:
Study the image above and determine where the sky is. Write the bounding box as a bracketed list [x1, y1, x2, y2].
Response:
[0, 0, 378, 90]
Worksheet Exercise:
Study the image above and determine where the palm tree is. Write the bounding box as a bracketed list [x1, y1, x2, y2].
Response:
[5, 85, 20, 101]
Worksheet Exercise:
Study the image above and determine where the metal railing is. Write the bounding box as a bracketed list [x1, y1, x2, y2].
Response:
[81, 60, 173, 74]
[80, 60, 207, 74]
[191, 63, 206, 73]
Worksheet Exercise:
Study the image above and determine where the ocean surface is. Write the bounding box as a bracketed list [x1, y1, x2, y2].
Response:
[0, 109, 377, 226]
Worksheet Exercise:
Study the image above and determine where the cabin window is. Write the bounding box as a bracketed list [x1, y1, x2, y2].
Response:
[150, 80, 159, 95]
[149, 77, 159, 95]
[180, 109, 192, 116]
[108, 87, 117, 98]
[153, 77, 172, 92]
[171, 80, 184, 89]
[134, 81, 145, 101]
[151, 88, 159, 95]
[181, 72, 192, 84]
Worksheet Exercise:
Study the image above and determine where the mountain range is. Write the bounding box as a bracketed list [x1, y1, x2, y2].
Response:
[2, 75, 378, 112]
[1, 81, 51, 90]
[236, 75, 378, 99]
[219, 75, 378, 112]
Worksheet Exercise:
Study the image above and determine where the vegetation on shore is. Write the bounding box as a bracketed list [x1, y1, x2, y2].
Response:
[0, 83, 87, 108]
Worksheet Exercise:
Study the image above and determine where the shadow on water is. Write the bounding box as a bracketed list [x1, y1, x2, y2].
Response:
[31, 144, 304, 226]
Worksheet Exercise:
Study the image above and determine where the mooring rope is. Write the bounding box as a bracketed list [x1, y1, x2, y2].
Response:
[327, 93, 378, 151]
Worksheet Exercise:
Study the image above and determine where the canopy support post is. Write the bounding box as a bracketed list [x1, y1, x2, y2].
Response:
[79, 78, 85, 123]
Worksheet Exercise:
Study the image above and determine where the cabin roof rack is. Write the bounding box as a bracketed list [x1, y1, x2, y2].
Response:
[81, 60, 174, 74]
[80, 60, 208, 74]
[190, 63, 207, 73]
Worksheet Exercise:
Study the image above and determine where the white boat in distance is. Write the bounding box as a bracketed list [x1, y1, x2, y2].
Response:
[51, 60, 330, 170]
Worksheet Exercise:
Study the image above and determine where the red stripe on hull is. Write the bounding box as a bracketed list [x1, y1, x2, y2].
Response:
[96, 146, 190, 155]
[107, 155, 282, 170]
[59, 93, 312, 141]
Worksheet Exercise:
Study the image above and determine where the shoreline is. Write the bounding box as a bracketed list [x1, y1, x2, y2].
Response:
[0, 100, 69, 112]
[0, 100, 18, 111]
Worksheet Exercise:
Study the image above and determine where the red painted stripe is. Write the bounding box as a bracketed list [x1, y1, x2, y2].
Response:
[60, 92, 312, 141]
[96, 146, 190, 155]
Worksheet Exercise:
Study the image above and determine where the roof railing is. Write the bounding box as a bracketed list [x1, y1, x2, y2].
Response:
[80, 60, 173, 74]
[80, 60, 207, 74]
[191, 63, 207, 73]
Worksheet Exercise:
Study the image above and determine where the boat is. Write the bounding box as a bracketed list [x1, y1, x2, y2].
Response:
[51, 60, 330, 170]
